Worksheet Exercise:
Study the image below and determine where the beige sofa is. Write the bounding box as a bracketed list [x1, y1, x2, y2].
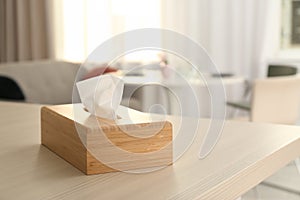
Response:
[0, 60, 82, 104]
[0, 60, 148, 112]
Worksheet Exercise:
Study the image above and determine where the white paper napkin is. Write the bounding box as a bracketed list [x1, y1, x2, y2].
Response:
[76, 75, 124, 119]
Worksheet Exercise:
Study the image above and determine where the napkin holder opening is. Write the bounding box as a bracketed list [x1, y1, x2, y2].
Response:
[41, 104, 173, 175]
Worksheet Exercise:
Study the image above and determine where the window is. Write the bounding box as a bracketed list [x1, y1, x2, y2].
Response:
[291, 0, 300, 45]
[281, 0, 300, 49]
[55, 0, 161, 62]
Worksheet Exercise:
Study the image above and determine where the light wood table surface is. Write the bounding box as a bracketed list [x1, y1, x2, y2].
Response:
[1, 101, 300, 200]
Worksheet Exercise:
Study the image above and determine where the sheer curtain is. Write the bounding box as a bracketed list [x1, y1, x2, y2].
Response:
[0, 0, 51, 63]
[48, 0, 281, 79]
[161, 0, 281, 79]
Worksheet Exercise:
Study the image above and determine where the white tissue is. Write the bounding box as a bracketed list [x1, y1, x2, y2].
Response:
[76, 75, 124, 119]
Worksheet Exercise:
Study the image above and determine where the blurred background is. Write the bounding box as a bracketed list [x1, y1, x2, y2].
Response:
[1, 0, 300, 117]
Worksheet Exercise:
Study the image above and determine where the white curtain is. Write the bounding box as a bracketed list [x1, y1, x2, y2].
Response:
[48, 0, 282, 79]
[161, 0, 281, 79]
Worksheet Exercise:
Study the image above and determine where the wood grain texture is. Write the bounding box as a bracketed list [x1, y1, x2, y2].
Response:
[41, 104, 173, 175]
[1, 102, 300, 200]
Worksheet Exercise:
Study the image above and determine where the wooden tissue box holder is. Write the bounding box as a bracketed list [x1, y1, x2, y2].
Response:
[41, 104, 173, 175]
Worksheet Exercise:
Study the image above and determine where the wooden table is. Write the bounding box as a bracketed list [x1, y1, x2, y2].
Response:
[1, 101, 300, 200]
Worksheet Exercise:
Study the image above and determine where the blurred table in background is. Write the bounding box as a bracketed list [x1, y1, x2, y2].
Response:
[120, 69, 245, 118]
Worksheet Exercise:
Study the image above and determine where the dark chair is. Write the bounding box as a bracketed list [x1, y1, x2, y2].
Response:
[267, 65, 298, 77]
[0, 76, 25, 100]
[227, 65, 298, 112]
